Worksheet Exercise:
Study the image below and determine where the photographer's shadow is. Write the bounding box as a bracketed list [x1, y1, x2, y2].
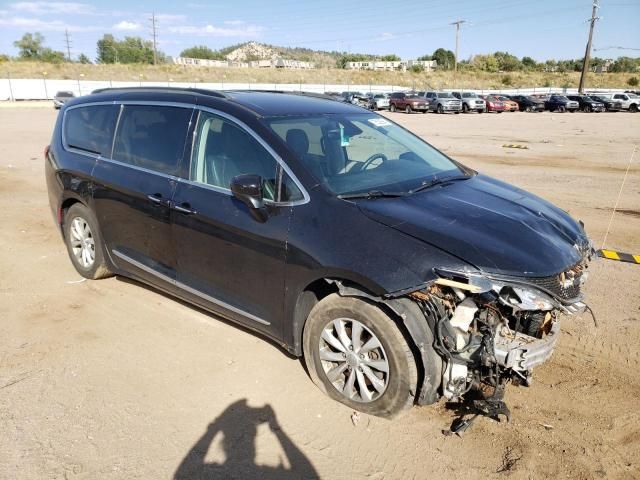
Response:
[174, 399, 318, 480]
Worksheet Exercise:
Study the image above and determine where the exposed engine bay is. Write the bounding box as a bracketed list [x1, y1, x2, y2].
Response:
[407, 250, 594, 434]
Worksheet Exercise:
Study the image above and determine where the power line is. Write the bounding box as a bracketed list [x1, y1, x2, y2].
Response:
[150, 12, 158, 65]
[450, 20, 466, 72]
[64, 29, 72, 62]
[579, 0, 600, 93]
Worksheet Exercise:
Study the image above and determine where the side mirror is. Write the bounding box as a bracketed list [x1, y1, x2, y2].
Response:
[230, 174, 269, 222]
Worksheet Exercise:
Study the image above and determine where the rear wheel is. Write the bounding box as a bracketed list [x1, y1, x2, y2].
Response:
[462, 103, 469, 113]
[63, 203, 112, 280]
[303, 294, 418, 418]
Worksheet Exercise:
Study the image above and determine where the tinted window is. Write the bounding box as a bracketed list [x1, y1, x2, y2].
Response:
[190, 112, 279, 201]
[64, 105, 119, 156]
[112, 105, 192, 175]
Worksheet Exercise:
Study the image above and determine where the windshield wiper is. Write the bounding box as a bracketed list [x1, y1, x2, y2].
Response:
[408, 174, 472, 195]
[337, 190, 407, 200]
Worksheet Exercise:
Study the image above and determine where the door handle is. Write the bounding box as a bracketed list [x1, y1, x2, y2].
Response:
[173, 202, 196, 215]
[147, 194, 166, 205]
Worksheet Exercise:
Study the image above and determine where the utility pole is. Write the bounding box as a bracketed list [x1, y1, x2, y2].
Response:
[150, 12, 158, 65]
[579, 0, 600, 93]
[64, 29, 72, 62]
[450, 20, 466, 72]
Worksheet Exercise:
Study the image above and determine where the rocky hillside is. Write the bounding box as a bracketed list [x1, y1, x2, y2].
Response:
[221, 41, 341, 68]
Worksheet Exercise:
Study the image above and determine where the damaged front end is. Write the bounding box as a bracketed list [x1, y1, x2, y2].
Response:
[406, 250, 593, 432]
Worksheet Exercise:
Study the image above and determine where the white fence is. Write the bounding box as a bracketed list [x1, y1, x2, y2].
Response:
[0, 77, 630, 101]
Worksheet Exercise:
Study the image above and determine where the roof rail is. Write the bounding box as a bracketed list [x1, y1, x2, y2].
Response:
[229, 89, 337, 101]
[89, 86, 228, 98]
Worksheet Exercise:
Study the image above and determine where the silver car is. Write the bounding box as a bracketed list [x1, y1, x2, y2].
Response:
[421, 91, 463, 114]
[453, 92, 486, 113]
[367, 93, 390, 110]
[53, 91, 75, 109]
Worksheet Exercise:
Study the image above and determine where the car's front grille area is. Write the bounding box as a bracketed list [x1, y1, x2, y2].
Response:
[526, 262, 587, 301]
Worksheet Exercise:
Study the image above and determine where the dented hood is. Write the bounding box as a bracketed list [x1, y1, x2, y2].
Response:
[356, 174, 587, 278]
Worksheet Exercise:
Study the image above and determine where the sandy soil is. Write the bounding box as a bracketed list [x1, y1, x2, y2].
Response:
[1, 107, 639, 480]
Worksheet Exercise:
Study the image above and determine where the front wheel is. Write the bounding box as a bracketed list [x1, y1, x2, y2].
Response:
[630, 104, 639, 113]
[437, 104, 444, 114]
[390, 104, 396, 112]
[405, 105, 412, 114]
[462, 103, 469, 113]
[63, 203, 113, 280]
[525, 106, 532, 112]
[303, 294, 418, 418]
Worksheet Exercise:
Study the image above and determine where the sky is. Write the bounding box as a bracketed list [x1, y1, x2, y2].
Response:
[0, 0, 639, 62]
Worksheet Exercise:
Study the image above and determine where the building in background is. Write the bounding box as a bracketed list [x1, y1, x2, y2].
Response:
[173, 57, 315, 69]
[346, 60, 437, 71]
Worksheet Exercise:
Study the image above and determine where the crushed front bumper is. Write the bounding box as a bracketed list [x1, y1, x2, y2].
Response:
[494, 320, 560, 371]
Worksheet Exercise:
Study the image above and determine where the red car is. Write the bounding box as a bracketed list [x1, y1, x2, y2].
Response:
[479, 95, 506, 113]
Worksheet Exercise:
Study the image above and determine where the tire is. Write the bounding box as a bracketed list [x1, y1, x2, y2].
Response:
[583, 105, 591, 113]
[63, 203, 113, 280]
[477, 109, 484, 114]
[437, 104, 444, 114]
[405, 105, 412, 114]
[462, 103, 469, 113]
[303, 294, 418, 418]
[525, 106, 532, 112]
[630, 104, 639, 113]
[390, 104, 396, 113]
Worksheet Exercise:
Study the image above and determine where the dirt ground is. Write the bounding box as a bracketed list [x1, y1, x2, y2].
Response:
[1, 106, 638, 480]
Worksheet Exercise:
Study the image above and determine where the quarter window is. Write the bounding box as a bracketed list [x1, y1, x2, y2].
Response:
[64, 105, 119, 156]
[112, 105, 192, 175]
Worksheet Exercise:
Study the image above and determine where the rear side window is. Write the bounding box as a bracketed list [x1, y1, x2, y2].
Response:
[64, 105, 119, 156]
[112, 105, 192, 175]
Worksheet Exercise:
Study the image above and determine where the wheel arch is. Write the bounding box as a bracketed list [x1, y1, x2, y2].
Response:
[290, 278, 442, 405]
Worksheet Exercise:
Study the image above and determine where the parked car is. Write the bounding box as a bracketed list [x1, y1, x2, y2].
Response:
[389, 92, 429, 113]
[544, 95, 579, 112]
[420, 91, 462, 114]
[367, 93, 390, 111]
[46, 88, 594, 421]
[451, 92, 486, 113]
[566, 95, 606, 113]
[507, 95, 545, 112]
[494, 96, 519, 112]
[479, 95, 506, 113]
[53, 91, 75, 109]
[598, 93, 639, 112]
[588, 94, 622, 112]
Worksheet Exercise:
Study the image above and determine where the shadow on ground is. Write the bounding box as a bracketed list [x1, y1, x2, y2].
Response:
[174, 399, 319, 480]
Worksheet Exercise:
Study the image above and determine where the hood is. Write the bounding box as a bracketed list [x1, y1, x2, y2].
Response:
[356, 174, 588, 278]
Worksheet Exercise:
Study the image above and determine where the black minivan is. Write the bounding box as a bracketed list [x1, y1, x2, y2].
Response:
[46, 88, 593, 420]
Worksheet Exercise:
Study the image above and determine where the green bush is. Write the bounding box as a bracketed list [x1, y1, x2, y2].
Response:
[628, 76, 639, 87]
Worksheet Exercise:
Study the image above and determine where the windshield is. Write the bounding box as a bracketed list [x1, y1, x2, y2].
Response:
[264, 113, 464, 196]
[437, 92, 455, 98]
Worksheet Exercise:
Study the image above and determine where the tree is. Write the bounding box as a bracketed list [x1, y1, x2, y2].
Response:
[380, 54, 400, 62]
[337, 53, 374, 69]
[14, 32, 45, 59]
[417, 54, 432, 61]
[40, 48, 65, 63]
[409, 64, 424, 73]
[97, 34, 164, 64]
[494, 51, 521, 71]
[431, 48, 455, 70]
[628, 76, 639, 87]
[78, 53, 92, 64]
[180, 45, 224, 60]
[521, 56, 537, 70]
[0, 54, 9, 63]
[610, 57, 639, 73]
[472, 54, 499, 72]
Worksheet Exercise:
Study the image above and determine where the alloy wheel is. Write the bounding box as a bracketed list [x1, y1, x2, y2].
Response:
[318, 318, 389, 403]
[69, 216, 95, 268]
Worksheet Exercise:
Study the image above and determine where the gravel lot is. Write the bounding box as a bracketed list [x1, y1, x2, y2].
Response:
[1, 106, 639, 480]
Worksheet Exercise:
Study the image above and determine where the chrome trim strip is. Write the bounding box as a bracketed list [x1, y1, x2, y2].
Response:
[112, 249, 270, 326]
[61, 100, 310, 207]
[98, 156, 181, 181]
